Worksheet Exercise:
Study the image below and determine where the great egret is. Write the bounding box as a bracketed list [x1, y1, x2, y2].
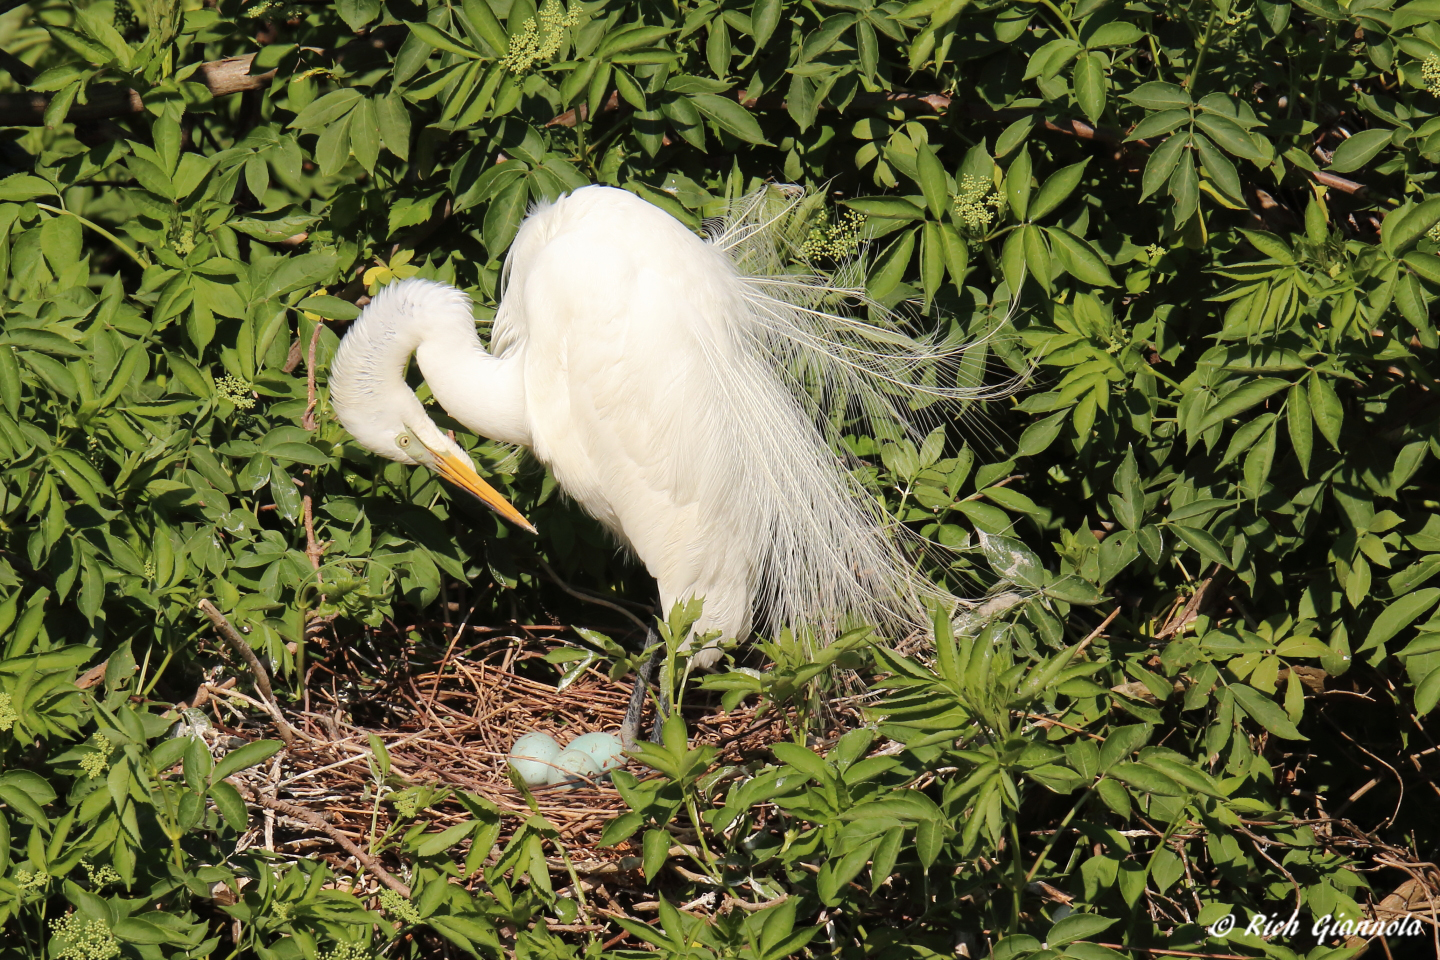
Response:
[331, 185, 1004, 743]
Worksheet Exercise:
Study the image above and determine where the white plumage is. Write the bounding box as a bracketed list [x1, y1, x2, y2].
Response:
[331, 185, 1004, 667]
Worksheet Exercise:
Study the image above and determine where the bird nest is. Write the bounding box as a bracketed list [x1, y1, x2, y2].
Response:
[194, 627, 800, 907]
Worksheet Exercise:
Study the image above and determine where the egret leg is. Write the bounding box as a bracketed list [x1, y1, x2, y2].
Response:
[616, 624, 665, 748]
[620, 645, 661, 750]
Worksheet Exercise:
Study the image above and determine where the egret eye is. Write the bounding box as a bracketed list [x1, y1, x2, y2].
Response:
[398, 435, 410, 447]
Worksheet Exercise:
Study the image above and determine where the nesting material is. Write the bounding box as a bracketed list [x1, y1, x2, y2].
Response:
[218, 632, 794, 861]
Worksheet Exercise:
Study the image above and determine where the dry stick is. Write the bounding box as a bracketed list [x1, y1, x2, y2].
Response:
[1325, 713, 1405, 827]
[534, 558, 651, 635]
[0, 55, 277, 125]
[1157, 565, 1222, 640]
[231, 781, 411, 898]
[1368, 865, 1440, 957]
[1090, 944, 1250, 959]
[1074, 606, 1121, 658]
[198, 599, 299, 747]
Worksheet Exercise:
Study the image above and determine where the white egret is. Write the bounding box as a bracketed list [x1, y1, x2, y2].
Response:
[330, 185, 1007, 743]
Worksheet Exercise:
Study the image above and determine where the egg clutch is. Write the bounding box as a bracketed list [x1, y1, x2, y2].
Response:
[508, 731, 626, 789]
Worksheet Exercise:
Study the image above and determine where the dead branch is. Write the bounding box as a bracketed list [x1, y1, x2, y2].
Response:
[0, 56, 275, 126]
[232, 781, 412, 898]
[198, 598, 301, 747]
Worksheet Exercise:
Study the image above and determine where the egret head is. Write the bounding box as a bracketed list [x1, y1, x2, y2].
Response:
[399, 417, 536, 534]
[330, 286, 536, 534]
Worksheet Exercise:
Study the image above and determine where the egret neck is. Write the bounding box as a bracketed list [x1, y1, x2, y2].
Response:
[414, 325, 532, 449]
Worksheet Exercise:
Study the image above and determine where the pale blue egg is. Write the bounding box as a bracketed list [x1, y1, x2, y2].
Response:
[553, 748, 601, 789]
[566, 732, 626, 774]
[508, 731, 561, 786]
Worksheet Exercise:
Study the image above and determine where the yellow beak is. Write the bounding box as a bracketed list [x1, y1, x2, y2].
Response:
[428, 448, 537, 534]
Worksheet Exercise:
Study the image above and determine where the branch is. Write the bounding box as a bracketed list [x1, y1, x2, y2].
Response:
[0, 49, 35, 86]
[198, 598, 300, 747]
[231, 781, 412, 898]
[0, 56, 276, 125]
[0, 26, 406, 127]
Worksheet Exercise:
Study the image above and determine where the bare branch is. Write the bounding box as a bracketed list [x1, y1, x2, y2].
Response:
[231, 781, 412, 898]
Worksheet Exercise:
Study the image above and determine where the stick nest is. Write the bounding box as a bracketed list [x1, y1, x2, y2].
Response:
[194, 630, 796, 907]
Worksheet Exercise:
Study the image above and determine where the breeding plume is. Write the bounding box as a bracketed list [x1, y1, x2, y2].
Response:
[331, 185, 1005, 732]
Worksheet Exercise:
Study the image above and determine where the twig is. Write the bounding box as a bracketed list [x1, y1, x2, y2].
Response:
[0, 56, 276, 126]
[1094, 943, 1248, 958]
[231, 781, 411, 898]
[1157, 567, 1222, 640]
[1325, 713, 1405, 827]
[1024, 713, 1105, 741]
[198, 599, 300, 747]
[1076, 607, 1120, 657]
[301, 319, 322, 431]
[0, 49, 35, 88]
[534, 558, 651, 635]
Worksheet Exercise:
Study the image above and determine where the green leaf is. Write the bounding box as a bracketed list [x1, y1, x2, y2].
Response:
[690, 93, 769, 144]
[772, 742, 832, 781]
[1238, 229, 1295, 263]
[484, 176, 530, 254]
[1170, 149, 1199, 224]
[1023, 224, 1050, 293]
[1047, 227, 1115, 286]
[1141, 133, 1187, 200]
[1388, 199, 1440, 256]
[1405, 250, 1440, 283]
[1360, 589, 1440, 652]
[209, 782, 248, 830]
[1415, 666, 1440, 715]
[1328, 128, 1393, 173]
[297, 295, 361, 320]
[1170, 523, 1229, 569]
[407, 22, 484, 59]
[1193, 112, 1264, 160]
[597, 26, 676, 58]
[916, 142, 950, 220]
[1017, 408, 1069, 457]
[0, 174, 56, 202]
[1197, 378, 1290, 432]
[48, 25, 114, 64]
[1044, 575, 1103, 605]
[866, 228, 916, 299]
[289, 88, 364, 130]
[752, 0, 782, 46]
[641, 827, 669, 880]
[1125, 82, 1192, 111]
[1308, 376, 1343, 449]
[843, 196, 926, 221]
[414, 820, 480, 857]
[211, 739, 285, 783]
[1230, 684, 1307, 739]
[1074, 52, 1106, 124]
[1006, 149, 1032, 222]
[1107, 761, 1185, 796]
[978, 530, 1045, 590]
[1127, 108, 1191, 142]
[1029, 159, 1088, 221]
[461, 0, 511, 56]
[1049, 913, 1118, 947]
[1287, 380, 1313, 477]
[1193, 132, 1244, 203]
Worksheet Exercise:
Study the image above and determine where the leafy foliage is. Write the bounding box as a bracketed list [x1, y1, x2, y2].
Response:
[0, 0, 1438, 956]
